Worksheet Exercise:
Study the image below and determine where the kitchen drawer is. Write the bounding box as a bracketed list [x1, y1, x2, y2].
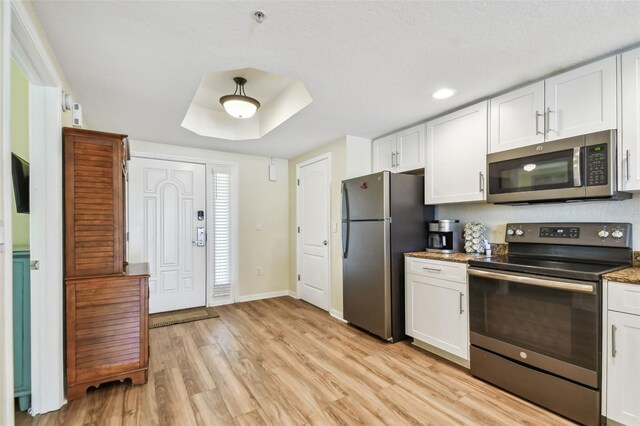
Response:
[608, 281, 640, 316]
[406, 257, 467, 283]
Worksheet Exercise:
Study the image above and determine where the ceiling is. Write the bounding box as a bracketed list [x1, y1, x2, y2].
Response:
[32, 1, 640, 159]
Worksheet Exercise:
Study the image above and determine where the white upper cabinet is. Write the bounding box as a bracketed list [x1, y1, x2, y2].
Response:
[426, 101, 488, 204]
[372, 124, 425, 173]
[372, 134, 396, 172]
[395, 124, 425, 172]
[544, 56, 617, 141]
[488, 56, 618, 153]
[489, 82, 545, 153]
[621, 47, 640, 191]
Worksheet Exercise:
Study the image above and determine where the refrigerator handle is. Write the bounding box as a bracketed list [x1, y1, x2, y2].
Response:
[342, 183, 350, 258]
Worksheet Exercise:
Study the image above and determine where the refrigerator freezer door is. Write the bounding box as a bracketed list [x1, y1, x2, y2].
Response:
[343, 220, 391, 340]
[342, 172, 389, 221]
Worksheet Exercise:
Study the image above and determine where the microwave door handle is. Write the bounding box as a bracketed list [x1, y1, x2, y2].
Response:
[573, 147, 582, 187]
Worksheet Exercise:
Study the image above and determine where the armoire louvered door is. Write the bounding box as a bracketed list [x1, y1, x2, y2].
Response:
[64, 128, 126, 277]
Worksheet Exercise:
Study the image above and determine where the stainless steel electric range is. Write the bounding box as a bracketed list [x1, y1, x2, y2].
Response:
[467, 222, 632, 426]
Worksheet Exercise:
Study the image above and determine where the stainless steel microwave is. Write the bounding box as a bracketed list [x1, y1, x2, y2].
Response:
[486, 130, 630, 204]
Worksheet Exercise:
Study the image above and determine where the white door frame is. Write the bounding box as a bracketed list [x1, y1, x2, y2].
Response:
[1, 1, 14, 423]
[295, 153, 331, 311]
[130, 151, 239, 308]
[10, 0, 66, 415]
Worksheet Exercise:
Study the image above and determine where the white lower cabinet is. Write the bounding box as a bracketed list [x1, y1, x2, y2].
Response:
[405, 257, 468, 362]
[606, 281, 640, 425]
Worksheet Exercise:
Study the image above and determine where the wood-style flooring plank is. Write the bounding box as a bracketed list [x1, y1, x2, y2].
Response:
[16, 297, 576, 426]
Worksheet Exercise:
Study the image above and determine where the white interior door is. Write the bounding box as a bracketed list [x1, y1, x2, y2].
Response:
[297, 156, 330, 311]
[128, 157, 207, 313]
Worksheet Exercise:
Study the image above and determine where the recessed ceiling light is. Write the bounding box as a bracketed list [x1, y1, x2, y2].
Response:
[432, 88, 456, 100]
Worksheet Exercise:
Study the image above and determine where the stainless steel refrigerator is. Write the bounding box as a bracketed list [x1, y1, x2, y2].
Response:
[342, 171, 433, 342]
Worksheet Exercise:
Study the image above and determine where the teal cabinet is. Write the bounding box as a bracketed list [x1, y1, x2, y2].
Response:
[13, 251, 30, 411]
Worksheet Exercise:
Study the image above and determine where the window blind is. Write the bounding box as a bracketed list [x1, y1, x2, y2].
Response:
[213, 171, 231, 296]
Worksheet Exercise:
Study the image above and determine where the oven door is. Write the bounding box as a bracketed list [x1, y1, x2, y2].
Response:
[487, 137, 586, 204]
[468, 268, 601, 388]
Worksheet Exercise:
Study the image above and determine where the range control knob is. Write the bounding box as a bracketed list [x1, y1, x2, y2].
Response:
[506, 228, 515, 236]
[515, 229, 524, 237]
[598, 230, 610, 239]
[611, 230, 624, 239]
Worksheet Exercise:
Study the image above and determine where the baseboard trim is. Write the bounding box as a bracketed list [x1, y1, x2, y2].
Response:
[288, 291, 298, 298]
[330, 309, 347, 323]
[236, 290, 291, 303]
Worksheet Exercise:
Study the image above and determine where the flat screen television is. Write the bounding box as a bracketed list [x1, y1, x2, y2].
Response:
[11, 153, 29, 213]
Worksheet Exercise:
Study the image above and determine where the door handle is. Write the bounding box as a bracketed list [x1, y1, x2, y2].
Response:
[546, 107, 556, 133]
[323, 240, 328, 246]
[611, 325, 617, 357]
[573, 147, 582, 187]
[626, 150, 631, 181]
[342, 183, 350, 258]
[193, 227, 206, 247]
[535, 110, 544, 135]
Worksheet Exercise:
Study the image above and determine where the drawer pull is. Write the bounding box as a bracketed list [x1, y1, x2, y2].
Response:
[422, 267, 442, 272]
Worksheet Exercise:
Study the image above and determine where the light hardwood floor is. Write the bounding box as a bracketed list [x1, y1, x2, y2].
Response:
[16, 297, 574, 425]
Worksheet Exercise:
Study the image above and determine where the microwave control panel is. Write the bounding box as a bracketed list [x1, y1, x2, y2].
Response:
[585, 144, 608, 186]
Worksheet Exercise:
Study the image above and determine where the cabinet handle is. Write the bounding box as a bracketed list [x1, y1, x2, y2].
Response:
[459, 292, 464, 314]
[396, 151, 400, 167]
[535, 110, 544, 135]
[612, 324, 617, 357]
[391, 152, 396, 168]
[422, 267, 442, 272]
[479, 171, 485, 192]
[626, 150, 631, 181]
[546, 107, 556, 133]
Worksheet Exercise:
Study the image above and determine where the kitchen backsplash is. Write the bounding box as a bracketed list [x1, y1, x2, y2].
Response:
[436, 194, 640, 249]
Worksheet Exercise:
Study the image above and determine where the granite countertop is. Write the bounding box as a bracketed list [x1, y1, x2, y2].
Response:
[405, 251, 488, 264]
[603, 267, 640, 285]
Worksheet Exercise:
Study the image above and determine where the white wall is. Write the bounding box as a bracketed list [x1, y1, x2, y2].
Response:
[130, 140, 290, 299]
[437, 195, 640, 248]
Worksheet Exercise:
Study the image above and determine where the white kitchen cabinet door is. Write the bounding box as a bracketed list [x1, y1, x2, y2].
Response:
[607, 310, 640, 425]
[372, 134, 396, 172]
[395, 124, 425, 172]
[426, 101, 488, 204]
[544, 56, 617, 141]
[621, 47, 640, 191]
[405, 273, 468, 360]
[489, 81, 545, 153]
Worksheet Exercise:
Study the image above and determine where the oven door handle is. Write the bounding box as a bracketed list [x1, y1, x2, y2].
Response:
[468, 268, 595, 294]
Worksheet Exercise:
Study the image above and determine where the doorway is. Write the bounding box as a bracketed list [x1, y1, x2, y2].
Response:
[296, 154, 331, 311]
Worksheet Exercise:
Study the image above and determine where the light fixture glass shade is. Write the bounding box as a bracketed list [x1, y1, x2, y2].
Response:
[220, 77, 261, 119]
[220, 95, 260, 119]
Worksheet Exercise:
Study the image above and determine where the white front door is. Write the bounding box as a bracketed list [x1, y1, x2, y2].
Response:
[128, 158, 207, 313]
[297, 156, 330, 311]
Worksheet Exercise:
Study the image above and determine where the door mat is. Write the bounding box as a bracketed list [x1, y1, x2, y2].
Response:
[149, 306, 220, 329]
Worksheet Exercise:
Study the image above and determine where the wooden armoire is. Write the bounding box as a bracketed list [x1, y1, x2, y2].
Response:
[63, 127, 149, 400]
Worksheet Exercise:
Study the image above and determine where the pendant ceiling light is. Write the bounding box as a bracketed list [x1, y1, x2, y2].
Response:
[219, 77, 261, 119]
